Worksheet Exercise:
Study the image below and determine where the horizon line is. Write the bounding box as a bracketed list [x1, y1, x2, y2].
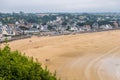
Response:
[1, 11, 120, 14]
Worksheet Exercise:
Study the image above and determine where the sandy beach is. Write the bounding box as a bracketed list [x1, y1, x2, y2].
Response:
[3, 30, 120, 80]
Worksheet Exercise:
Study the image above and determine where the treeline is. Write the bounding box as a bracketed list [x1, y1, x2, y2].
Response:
[0, 43, 58, 80]
[0, 12, 57, 24]
[1, 12, 120, 27]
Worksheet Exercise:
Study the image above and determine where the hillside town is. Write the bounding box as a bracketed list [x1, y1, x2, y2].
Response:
[0, 12, 120, 41]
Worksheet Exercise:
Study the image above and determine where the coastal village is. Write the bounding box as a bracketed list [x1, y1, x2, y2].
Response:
[0, 13, 120, 41]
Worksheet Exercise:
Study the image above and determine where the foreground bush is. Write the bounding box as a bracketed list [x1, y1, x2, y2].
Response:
[0, 43, 57, 80]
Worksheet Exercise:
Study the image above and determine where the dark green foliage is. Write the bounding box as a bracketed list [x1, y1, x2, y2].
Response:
[0, 13, 57, 24]
[0, 44, 57, 80]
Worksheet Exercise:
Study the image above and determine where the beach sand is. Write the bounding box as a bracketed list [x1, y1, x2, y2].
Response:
[3, 30, 120, 80]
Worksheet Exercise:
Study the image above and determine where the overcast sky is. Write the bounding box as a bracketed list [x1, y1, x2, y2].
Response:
[0, 0, 120, 13]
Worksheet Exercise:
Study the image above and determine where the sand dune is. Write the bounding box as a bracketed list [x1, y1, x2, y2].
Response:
[4, 30, 120, 80]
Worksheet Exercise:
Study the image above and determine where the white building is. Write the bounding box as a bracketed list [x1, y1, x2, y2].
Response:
[0, 25, 21, 36]
[100, 24, 112, 30]
[40, 25, 48, 31]
[70, 26, 78, 32]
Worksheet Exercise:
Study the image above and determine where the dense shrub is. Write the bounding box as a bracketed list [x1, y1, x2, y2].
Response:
[0, 43, 57, 80]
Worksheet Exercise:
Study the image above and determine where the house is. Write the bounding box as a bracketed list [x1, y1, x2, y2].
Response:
[113, 22, 119, 28]
[85, 25, 91, 31]
[79, 27, 85, 32]
[70, 26, 78, 32]
[13, 27, 22, 35]
[99, 24, 112, 30]
[15, 21, 19, 26]
[0, 25, 21, 36]
[2, 25, 13, 35]
[40, 25, 48, 31]
[92, 22, 99, 31]
[78, 25, 91, 32]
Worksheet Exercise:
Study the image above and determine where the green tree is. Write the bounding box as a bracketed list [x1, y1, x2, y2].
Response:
[0, 44, 57, 80]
